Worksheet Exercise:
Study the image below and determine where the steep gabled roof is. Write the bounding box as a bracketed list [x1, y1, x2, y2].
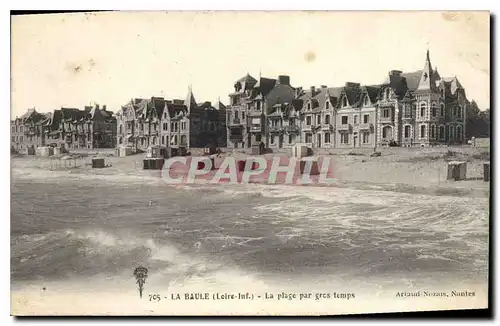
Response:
[342, 84, 362, 106]
[184, 87, 197, 111]
[401, 70, 423, 92]
[365, 85, 382, 103]
[166, 101, 187, 119]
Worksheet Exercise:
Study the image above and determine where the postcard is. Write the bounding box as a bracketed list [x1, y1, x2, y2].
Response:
[10, 10, 490, 316]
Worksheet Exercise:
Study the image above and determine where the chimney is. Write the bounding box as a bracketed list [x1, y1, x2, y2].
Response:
[102, 105, 107, 110]
[320, 85, 328, 89]
[390, 70, 402, 76]
[95, 104, 100, 109]
[310, 86, 316, 97]
[278, 75, 290, 86]
[345, 82, 360, 88]
[295, 87, 303, 97]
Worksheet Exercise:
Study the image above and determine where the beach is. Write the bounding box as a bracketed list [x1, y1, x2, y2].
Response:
[10, 147, 490, 315]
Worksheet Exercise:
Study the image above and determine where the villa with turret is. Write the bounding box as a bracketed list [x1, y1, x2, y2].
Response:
[226, 50, 468, 149]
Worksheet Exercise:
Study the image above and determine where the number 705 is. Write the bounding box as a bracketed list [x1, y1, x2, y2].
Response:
[149, 294, 161, 302]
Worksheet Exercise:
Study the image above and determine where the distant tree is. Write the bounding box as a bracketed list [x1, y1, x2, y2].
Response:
[466, 100, 490, 138]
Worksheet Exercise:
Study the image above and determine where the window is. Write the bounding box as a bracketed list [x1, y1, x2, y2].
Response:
[256, 101, 261, 110]
[11, 136, 15, 142]
[442, 88, 445, 98]
[242, 112, 245, 120]
[325, 115, 330, 125]
[119, 137, 122, 144]
[316, 115, 321, 125]
[353, 115, 358, 125]
[450, 126, 455, 140]
[431, 125, 436, 138]
[11, 126, 14, 133]
[306, 116, 312, 125]
[119, 125, 123, 134]
[363, 114, 369, 124]
[342, 97, 347, 107]
[270, 136, 275, 145]
[364, 96, 369, 106]
[288, 135, 293, 143]
[440, 104, 445, 116]
[457, 126, 462, 141]
[453, 107, 457, 116]
[181, 135, 187, 145]
[362, 132, 369, 144]
[420, 103, 427, 117]
[234, 111, 239, 119]
[431, 103, 437, 117]
[404, 125, 410, 138]
[420, 125, 426, 138]
[382, 126, 390, 139]
[439, 126, 445, 139]
[324, 132, 331, 143]
[290, 118, 296, 126]
[457, 106, 461, 118]
[305, 133, 312, 143]
[341, 116, 348, 124]
[341, 133, 349, 144]
[326, 102, 330, 110]
[166, 136, 169, 145]
[307, 103, 311, 110]
[161, 136, 165, 145]
[383, 109, 389, 118]
[385, 88, 390, 99]
[20, 136, 23, 142]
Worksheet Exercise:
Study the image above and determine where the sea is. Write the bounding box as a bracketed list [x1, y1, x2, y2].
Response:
[10, 164, 490, 314]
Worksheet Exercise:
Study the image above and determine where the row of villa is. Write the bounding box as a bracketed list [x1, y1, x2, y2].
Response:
[11, 104, 117, 154]
[11, 89, 228, 154]
[11, 50, 468, 154]
[226, 50, 469, 149]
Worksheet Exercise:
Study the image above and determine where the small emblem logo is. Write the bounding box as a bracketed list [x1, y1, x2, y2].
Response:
[133, 266, 148, 298]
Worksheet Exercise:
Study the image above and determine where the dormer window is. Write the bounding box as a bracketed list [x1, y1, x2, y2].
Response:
[342, 97, 347, 107]
[364, 96, 368, 106]
[326, 101, 330, 110]
[256, 101, 261, 110]
[307, 102, 311, 111]
[385, 89, 390, 100]
[441, 88, 445, 98]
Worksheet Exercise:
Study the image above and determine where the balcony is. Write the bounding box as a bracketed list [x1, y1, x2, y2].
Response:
[284, 125, 300, 134]
[249, 110, 263, 117]
[359, 123, 373, 131]
[229, 133, 243, 141]
[250, 124, 263, 132]
[321, 124, 334, 131]
[402, 113, 413, 119]
[268, 125, 284, 133]
[228, 118, 241, 126]
[302, 124, 313, 131]
[380, 116, 393, 123]
[337, 123, 352, 132]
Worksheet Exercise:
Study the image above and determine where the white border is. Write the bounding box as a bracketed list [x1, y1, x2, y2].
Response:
[3, 1, 497, 325]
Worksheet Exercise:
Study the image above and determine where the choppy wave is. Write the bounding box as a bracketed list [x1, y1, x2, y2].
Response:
[11, 172, 489, 295]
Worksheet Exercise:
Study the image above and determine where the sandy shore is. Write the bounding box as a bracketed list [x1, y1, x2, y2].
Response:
[11, 146, 490, 198]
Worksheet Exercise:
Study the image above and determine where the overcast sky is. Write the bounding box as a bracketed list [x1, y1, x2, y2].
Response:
[11, 11, 490, 117]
